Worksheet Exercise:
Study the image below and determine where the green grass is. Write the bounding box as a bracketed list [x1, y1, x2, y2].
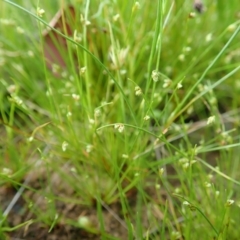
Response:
[1, 0, 240, 239]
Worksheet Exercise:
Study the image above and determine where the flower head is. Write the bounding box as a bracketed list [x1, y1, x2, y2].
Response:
[37, 7, 45, 17]
[226, 199, 234, 207]
[207, 116, 215, 125]
[114, 123, 124, 133]
[62, 141, 68, 152]
[135, 86, 142, 96]
[151, 70, 160, 82]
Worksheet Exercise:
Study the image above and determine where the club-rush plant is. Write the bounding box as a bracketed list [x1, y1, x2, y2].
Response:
[1, 0, 240, 239]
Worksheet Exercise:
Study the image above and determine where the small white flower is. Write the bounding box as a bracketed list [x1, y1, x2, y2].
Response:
[113, 14, 120, 22]
[132, 2, 140, 12]
[28, 136, 34, 142]
[178, 54, 185, 62]
[61, 71, 68, 78]
[70, 167, 76, 173]
[135, 86, 142, 96]
[114, 123, 124, 133]
[173, 124, 181, 131]
[2, 168, 12, 176]
[179, 158, 188, 164]
[0, 18, 15, 26]
[177, 81, 183, 89]
[7, 85, 16, 94]
[171, 231, 181, 239]
[208, 174, 213, 180]
[80, 15, 91, 26]
[183, 46, 192, 52]
[226, 199, 234, 206]
[78, 216, 91, 228]
[191, 160, 197, 165]
[85, 20, 91, 26]
[189, 12, 196, 18]
[52, 64, 60, 74]
[183, 162, 190, 169]
[227, 24, 237, 32]
[89, 118, 95, 124]
[37, 7, 45, 17]
[10, 95, 23, 105]
[151, 70, 160, 82]
[94, 109, 101, 117]
[86, 144, 93, 153]
[120, 69, 127, 75]
[118, 124, 124, 133]
[80, 66, 87, 75]
[204, 182, 211, 188]
[109, 47, 129, 69]
[163, 79, 172, 88]
[207, 115, 215, 125]
[73, 30, 82, 42]
[159, 168, 164, 176]
[72, 94, 80, 101]
[67, 112, 72, 118]
[46, 87, 52, 96]
[154, 138, 159, 146]
[174, 188, 181, 194]
[62, 141, 68, 152]
[27, 51, 34, 57]
[205, 33, 213, 42]
[183, 201, 190, 206]
[143, 115, 150, 121]
[16, 26, 24, 34]
[209, 96, 216, 105]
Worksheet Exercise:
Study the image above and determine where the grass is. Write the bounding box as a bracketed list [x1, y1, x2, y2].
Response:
[1, 0, 240, 239]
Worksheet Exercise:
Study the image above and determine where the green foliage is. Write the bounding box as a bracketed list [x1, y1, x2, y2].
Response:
[1, 0, 240, 239]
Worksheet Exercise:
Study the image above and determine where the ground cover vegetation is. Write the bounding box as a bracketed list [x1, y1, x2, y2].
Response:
[1, 0, 240, 239]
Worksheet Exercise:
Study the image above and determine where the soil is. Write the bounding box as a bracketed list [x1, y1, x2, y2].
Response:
[1, 166, 172, 240]
[0, 171, 130, 240]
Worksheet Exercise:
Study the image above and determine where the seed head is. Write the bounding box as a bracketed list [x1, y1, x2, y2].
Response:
[37, 7, 45, 17]
[62, 141, 68, 152]
[132, 2, 140, 13]
[113, 14, 120, 22]
[2, 168, 12, 176]
[114, 123, 124, 133]
[163, 79, 172, 88]
[177, 81, 183, 89]
[143, 115, 150, 121]
[135, 86, 142, 96]
[207, 116, 215, 125]
[72, 94, 80, 101]
[226, 199, 234, 207]
[80, 66, 87, 75]
[151, 70, 160, 82]
[189, 12, 196, 18]
[194, 0, 204, 13]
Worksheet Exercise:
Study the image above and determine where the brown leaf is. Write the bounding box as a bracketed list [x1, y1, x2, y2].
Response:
[43, 6, 76, 70]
